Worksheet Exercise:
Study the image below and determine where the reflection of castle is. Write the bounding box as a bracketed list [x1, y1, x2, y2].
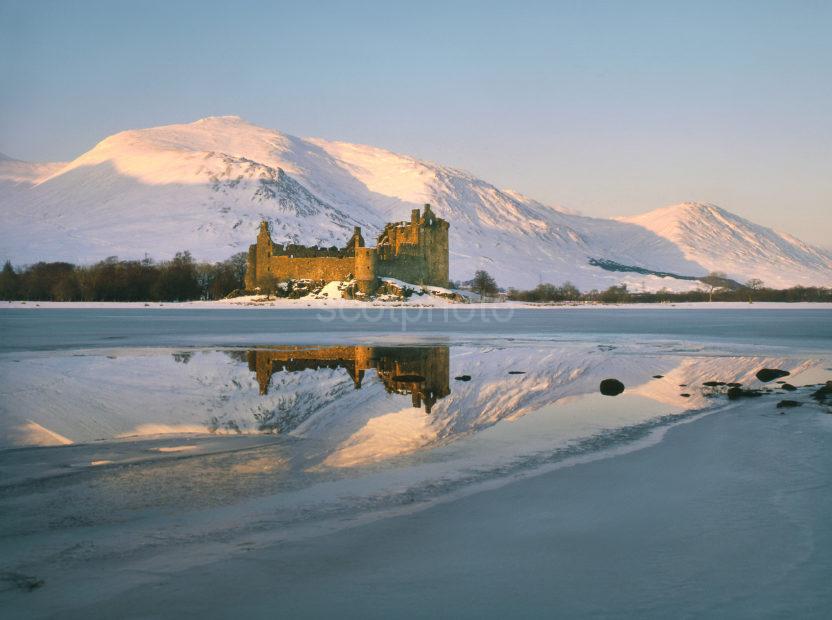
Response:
[244, 204, 449, 296]
[247, 346, 450, 413]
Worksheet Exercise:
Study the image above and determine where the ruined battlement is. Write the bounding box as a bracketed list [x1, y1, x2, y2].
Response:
[244, 204, 449, 296]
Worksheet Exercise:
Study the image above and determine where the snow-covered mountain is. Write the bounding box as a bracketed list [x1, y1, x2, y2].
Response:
[619, 203, 832, 289]
[1, 116, 830, 290]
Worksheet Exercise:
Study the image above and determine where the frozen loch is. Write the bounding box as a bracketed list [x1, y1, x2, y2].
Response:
[1, 307, 831, 618]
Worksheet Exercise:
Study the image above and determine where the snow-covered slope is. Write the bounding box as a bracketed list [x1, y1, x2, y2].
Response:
[620, 203, 832, 288]
[1, 117, 830, 289]
[0, 152, 65, 186]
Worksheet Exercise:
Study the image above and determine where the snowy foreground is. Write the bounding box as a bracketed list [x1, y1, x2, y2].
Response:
[104, 400, 832, 618]
[2, 392, 831, 618]
[116, 398, 827, 618]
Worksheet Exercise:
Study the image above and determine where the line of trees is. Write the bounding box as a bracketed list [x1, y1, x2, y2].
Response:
[0, 252, 247, 302]
[507, 280, 832, 303]
[2, 259, 829, 304]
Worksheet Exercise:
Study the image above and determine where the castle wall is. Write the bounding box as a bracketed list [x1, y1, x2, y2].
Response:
[245, 204, 449, 293]
[376, 251, 430, 284]
[266, 255, 355, 283]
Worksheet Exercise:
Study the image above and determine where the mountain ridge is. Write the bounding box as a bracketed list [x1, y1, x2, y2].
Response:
[1, 116, 830, 290]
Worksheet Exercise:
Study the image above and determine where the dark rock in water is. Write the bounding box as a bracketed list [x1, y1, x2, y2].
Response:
[727, 386, 764, 400]
[652, 375, 664, 379]
[703, 381, 725, 387]
[810, 381, 832, 403]
[776, 400, 802, 409]
[780, 383, 797, 392]
[508, 371, 526, 375]
[756, 368, 790, 382]
[454, 375, 472, 382]
[680, 393, 691, 398]
[393, 374, 425, 382]
[600, 379, 625, 396]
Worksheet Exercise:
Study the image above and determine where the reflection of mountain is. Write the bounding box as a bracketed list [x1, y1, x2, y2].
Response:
[308, 349, 828, 469]
[247, 346, 450, 412]
[2, 344, 827, 463]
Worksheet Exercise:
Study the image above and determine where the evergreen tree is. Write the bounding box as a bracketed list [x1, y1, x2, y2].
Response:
[0, 260, 19, 300]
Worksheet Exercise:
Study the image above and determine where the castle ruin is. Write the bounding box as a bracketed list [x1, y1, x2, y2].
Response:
[244, 204, 449, 296]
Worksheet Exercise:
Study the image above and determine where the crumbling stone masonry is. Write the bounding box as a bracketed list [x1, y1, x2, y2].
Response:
[244, 204, 449, 296]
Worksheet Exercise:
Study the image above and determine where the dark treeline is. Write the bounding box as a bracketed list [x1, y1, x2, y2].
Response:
[0, 252, 247, 302]
[506, 281, 832, 304]
[2, 260, 830, 304]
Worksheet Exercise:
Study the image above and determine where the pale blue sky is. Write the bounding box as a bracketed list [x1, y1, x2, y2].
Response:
[1, 0, 830, 246]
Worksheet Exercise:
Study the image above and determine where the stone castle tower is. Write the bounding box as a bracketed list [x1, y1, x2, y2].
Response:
[244, 204, 449, 296]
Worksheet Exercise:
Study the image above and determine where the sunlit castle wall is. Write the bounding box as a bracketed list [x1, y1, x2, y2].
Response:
[245, 221, 357, 289]
[245, 205, 449, 293]
[375, 204, 449, 287]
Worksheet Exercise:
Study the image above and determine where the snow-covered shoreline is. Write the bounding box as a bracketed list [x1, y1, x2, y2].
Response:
[2, 299, 832, 310]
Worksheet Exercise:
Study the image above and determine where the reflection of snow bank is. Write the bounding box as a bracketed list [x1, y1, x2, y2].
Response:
[322, 406, 438, 468]
[11, 421, 73, 447]
[0, 351, 355, 448]
[628, 356, 822, 409]
[117, 424, 213, 438]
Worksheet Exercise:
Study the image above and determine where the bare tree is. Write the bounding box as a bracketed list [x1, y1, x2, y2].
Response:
[701, 271, 728, 302]
[559, 282, 580, 301]
[472, 270, 498, 300]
